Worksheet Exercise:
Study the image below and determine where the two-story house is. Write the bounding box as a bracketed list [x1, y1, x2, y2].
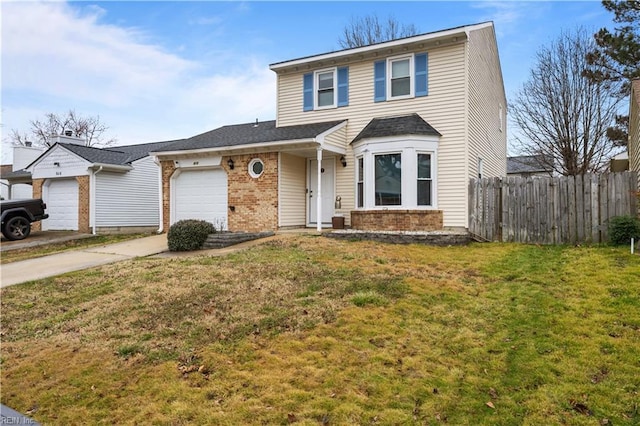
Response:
[152, 21, 507, 233]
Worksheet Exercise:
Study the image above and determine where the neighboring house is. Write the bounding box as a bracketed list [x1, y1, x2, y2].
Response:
[1, 164, 12, 199]
[152, 21, 507, 232]
[507, 155, 553, 178]
[27, 135, 180, 234]
[0, 144, 46, 199]
[629, 78, 640, 187]
[610, 151, 629, 173]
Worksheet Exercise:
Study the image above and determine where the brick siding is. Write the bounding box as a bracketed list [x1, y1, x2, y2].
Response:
[160, 160, 177, 233]
[350, 209, 444, 231]
[31, 179, 44, 231]
[77, 175, 90, 233]
[226, 153, 278, 232]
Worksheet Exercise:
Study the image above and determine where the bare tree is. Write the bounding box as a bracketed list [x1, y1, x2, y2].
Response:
[511, 28, 623, 176]
[9, 110, 116, 148]
[338, 14, 418, 49]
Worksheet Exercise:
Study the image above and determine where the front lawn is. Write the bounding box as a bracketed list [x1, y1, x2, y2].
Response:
[1, 236, 638, 425]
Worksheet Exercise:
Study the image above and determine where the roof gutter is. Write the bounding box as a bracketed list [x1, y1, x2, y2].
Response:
[150, 138, 319, 158]
[89, 163, 133, 172]
[269, 23, 489, 71]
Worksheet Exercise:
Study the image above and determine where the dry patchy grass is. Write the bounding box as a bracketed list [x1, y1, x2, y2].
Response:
[1, 236, 639, 425]
[0, 233, 149, 264]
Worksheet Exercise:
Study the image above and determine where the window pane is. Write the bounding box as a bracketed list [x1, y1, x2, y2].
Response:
[357, 157, 364, 208]
[417, 180, 432, 206]
[318, 72, 333, 89]
[418, 154, 431, 179]
[357, 182, 364, 208]
[375, 154, 401, 206]
[391, 59, 410, 78]
[357, 157, 364, 181]
[391, 77, 410, 97]
[318, 89, 334, 107]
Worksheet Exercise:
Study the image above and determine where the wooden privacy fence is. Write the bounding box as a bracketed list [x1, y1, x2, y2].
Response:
[469, 171, 638, 244]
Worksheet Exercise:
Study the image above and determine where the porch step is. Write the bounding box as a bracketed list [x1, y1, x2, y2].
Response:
[202, 231, 275, 249]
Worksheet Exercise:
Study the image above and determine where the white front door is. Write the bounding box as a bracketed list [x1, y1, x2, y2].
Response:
[308, 158, 335, 225]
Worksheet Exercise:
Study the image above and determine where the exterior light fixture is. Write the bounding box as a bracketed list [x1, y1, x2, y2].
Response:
[340, 156, 347, 168]
[53, 162, 60, 167]
[227, 158, 234, 170]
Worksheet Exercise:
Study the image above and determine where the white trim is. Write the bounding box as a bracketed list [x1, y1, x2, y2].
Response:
[269, 22, 492, 71]
[314, 67, 337, 110]
[387, 54, 414, 100]
[352, 135, 439, 211]
[248, 158, 265, 178]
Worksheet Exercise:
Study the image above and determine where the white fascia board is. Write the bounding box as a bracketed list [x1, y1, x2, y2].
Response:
[269, 23, 490, 72]
[316, 121, 348, 155]
[89, 163, 133, 172]
[151, 138, 318, 158]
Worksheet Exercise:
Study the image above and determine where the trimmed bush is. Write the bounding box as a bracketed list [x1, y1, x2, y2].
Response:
[168, 219, 216, 251]
[608, 215, 640, 246]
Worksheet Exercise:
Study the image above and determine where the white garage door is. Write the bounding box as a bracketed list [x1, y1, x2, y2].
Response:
[173, 168, 228, 230]
[43, 178, 79, 230]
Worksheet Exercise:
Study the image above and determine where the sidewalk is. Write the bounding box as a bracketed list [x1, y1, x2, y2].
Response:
[0, 234, 169, 288]
[0, 232, 299, 288]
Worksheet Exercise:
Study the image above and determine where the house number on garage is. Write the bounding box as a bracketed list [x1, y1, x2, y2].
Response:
[55, 172, 62, 176]
[192, 161, 199, 166]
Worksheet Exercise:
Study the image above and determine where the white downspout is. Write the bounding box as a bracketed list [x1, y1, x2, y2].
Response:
[316, 146, 323, 232]
[153, 156, 164, 234]
[91, 166, 104, 235]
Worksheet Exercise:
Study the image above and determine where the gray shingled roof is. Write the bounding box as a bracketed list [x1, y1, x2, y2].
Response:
[507, 155, 552, 174]
[351, 114, 441, 144]
[156, 120, 346, 152]
[57, 139, 183, 166]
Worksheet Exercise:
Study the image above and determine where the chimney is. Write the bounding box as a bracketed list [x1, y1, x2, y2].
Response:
[25, 141, 32, 147]
[64, 130, 73, 137]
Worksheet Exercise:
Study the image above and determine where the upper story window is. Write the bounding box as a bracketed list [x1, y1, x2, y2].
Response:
[303, 67, 349, 111]
[389, 56, 412, 99]
[316, 69, 336, 109]
[375, 52, 428, 103]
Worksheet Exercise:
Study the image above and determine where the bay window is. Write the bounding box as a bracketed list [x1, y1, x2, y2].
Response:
[353, 137, 438, 210]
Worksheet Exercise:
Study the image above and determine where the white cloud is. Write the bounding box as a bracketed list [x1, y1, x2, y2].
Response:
[1, 0, 277, 155]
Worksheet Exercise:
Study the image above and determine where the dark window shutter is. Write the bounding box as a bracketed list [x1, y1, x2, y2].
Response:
[374, 60, 386, 102]
[303, 73, 313, 111]
[337, 67, 349, 107]
[415, 53, 428, 97]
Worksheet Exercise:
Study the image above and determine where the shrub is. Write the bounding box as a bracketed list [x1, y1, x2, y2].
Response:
[168, 219, 216, 251]
[608, 215, 640, 246]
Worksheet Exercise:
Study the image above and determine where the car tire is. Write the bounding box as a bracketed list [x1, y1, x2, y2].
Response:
[3, 216, 31, 241]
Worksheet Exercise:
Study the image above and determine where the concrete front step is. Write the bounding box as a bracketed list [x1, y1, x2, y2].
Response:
[202, 231, 275, 249]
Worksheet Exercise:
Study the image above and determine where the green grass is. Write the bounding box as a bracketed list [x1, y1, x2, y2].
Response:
[1, 236, 639, 425]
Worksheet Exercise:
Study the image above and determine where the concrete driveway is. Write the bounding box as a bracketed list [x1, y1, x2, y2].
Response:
[1, 234, 168, 288]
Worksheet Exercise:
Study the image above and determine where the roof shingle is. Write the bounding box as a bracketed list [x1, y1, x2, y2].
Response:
[351, 114, 441, 144]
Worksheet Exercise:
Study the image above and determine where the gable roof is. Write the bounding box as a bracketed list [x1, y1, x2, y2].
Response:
[507, 155, 552, 174]
[27, 139, 182, 170]
[351, 114, 441, 144]
[269, 21, 493, 72]
[153, 120, 346, 153]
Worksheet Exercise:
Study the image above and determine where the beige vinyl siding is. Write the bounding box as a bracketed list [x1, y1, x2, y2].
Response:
[334, 154, 354, 225]
[630, 80, 640, 186]
[322, 125, 347, 154]
[275, 42, 469, 227]
[279, 153, 307, 227]
[466, 25, 507, 183]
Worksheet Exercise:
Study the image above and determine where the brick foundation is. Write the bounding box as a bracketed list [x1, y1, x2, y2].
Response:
[350, 209, 443, 231]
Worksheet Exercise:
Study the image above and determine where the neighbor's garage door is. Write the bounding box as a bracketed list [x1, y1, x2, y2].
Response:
[173, 168, 227, 229]
[43, 178, 79, 230]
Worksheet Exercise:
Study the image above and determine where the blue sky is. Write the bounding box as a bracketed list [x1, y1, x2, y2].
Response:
[1, 1, 615, 163]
